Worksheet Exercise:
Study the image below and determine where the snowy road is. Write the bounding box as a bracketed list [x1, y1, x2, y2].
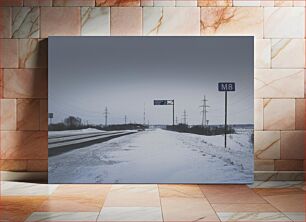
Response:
[49, 128, 253, 183]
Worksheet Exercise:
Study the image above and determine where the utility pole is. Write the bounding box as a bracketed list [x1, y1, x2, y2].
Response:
[124, 115, 127, 125]
[200, 95, 209, 127]
[183, 110, 187, 125]
[176, 116, 178, 125]
[225, 91, 227, 148]
[104, 106, 108, 126]
[143, 103, 146, 125]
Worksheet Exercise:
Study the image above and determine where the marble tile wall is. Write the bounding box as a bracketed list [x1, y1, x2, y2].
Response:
[0, 0, 304, 180]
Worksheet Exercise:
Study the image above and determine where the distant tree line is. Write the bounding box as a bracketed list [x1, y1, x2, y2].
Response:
[48, 116, 147, 131]
[166, 124, 235, 136]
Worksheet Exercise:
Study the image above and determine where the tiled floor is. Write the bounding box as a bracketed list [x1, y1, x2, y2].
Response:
[0, 181, 305, 222]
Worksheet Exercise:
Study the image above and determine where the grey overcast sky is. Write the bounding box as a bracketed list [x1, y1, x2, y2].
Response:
[49, 36, 254, 125]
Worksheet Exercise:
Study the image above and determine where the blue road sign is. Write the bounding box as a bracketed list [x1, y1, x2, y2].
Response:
[154, 100, 174, 105]
[218, 82, 235, 91]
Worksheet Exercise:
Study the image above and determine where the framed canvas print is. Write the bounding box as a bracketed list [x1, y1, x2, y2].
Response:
[48, 36, 254, 184]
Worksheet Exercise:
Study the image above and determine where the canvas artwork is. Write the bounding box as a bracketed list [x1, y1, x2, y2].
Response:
[48, 37, 254, 184]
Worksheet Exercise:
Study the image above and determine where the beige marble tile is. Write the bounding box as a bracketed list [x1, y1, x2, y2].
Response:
[26, 212, 99, 222]
[1, 181, 58, 196]
[154, 0, 175, 6]
[272, 39, 305, 68]
[254, 131, 280, 160]
[198, 0, 232, 6]
[293, 0, 305, 6]
[161, 197, 219, 221]
[212, 203, 278, 212]
[295, 99, 305, 130]
[110, 7, 142, 36]
[274, 0, 293, 6]
[40, 99, 48, 130]
[17, 99, 40, 130]
[53, 0, 95, 6]
[19, 39, 48, 68]
[176, 0, 197, 6]
[304, 70, 306, 98]
[199, 185, 266, 204]
[0, 159, 27, 171]
[12, 7, 39, 38]
[255, 39, 271, 68]
[141, 0, 153, 6]
[0, 196, 47, 221]
[38, 196, 104, 212]
[1, 131, 48, 159]
[0, 7, 11, 38]
[96, 0, 140, 6]
[255, 99, 263, 130]
[27, 159, 48, 172]
[24, 0, 52, 6]
[217, 212, 291, 221]
[143, 7, 200, 35]
[159, 184, 204, 198]
[53, 184, 111, 199]
[275, 160, 304, 171]
[255, 69, 304, 98]
[0, 39, 18, 68]
[280, 130, 304, 160]
[233, 0, 261, 6]
[201, 7, 263, 37]
[263, 99, 295, 130]
[283, 212, 305, 222]
[260, 0, 274, 6]
[3, 69, 48, 99]
[0, 99, 16, 131]
[254, 160, 274, 171]
[264, 7, 305, 38]
[81, 7, 110, 36]
[41, 7, 80, 38]
[260, 190, 305, 212]
[0, 69, 2, 98]
[98, 207, 162, 221]
[103, 185, 160, 207]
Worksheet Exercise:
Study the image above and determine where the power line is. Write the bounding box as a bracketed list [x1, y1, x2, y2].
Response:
[143, 103, 146, 125]
[200, 95, 209, 126]
[182, 110, 187, 125]
[104, 106, 109, 126]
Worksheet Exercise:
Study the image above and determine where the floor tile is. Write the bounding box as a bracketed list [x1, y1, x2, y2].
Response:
[0, 196, 47, 221]
[159, 184, 204, 198]
[161, 197, 219, 221]
[199, 185, 266, 204]
[283, 212, 305, 222]
[25, 212, 99, 221]
[248, 181, 304, 189]
[1, 181, 58, 196]
[103, 185, 160, 207]
[97, 207, 162, 221]
[254, 188, 304, 197]
[37, 195, 104, 212]
[264, 193, 305, 212]
[212, 203, 278, 212]
[217, 212, 291, 221]
[52, 184, 111, 199]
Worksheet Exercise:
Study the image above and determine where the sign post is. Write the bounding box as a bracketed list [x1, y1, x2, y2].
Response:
[48, 113, 54, 125]
[218, 82, 235, 148]
[154, 100, 175, 126]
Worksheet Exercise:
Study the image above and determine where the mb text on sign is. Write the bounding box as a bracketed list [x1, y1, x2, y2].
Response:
[218, 82, 235, 92]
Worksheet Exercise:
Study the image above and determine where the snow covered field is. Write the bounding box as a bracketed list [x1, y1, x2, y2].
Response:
[48, 128, 253, 184]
